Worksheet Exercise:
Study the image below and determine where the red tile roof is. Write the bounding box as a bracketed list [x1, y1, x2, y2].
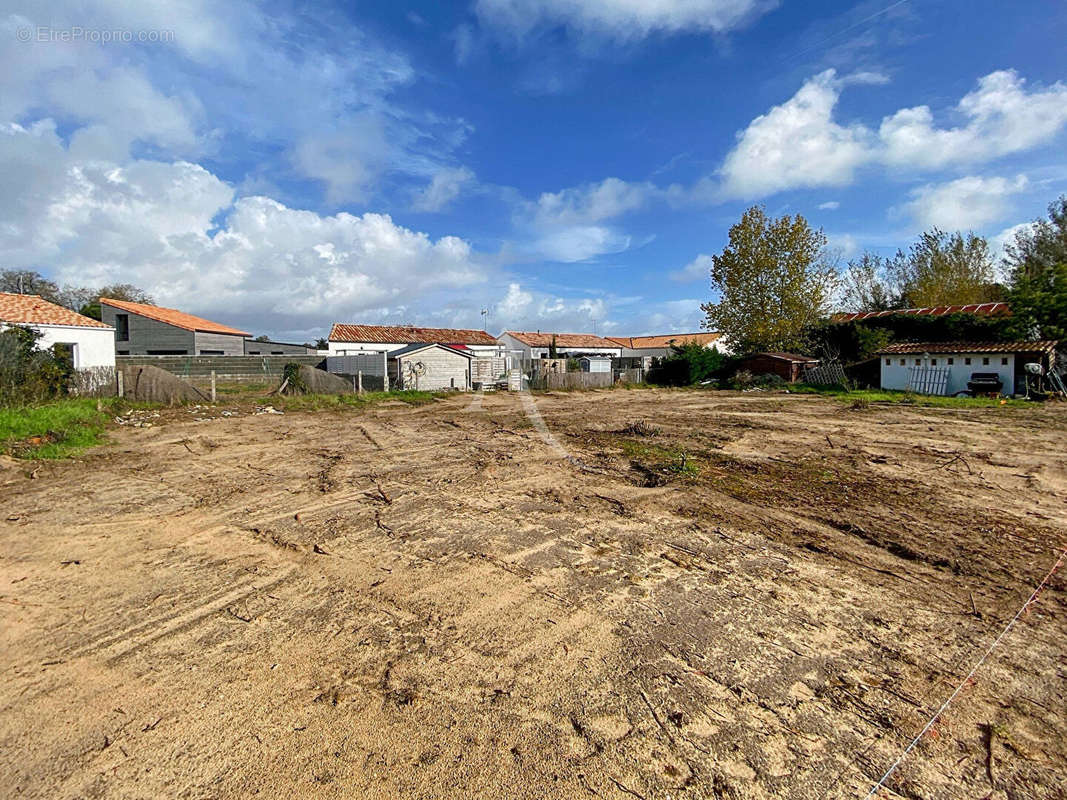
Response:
[329, 323, 499, 346]
[875, 340, 1057, 355]
[502, 331, 618, 348]
[606, 332, 721, 349]
[832, 302, 1011, 322]
[101, 298, 250, 336]
[0, 292, 111, 328]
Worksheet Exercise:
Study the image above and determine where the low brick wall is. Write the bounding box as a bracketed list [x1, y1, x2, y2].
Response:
[117, 355, 325, 385]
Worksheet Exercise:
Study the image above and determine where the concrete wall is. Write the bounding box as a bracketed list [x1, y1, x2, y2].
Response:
[194, 331, 246, 356]
[880, 352, 1015, 396]
[3, 323, 115, 368]
[393, 347, 471, 391]
[102, 304, 194, 355]
[326, 353, 388, 391]
[117, 354, 324, 385]
[244, 339, 314, 355]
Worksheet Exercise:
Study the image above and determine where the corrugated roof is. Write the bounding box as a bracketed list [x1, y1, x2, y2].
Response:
[875, 340, 1057, 355]
[606, 332, 721, 349]
[0, 292, 111, 329]
[329, 324, 498, 345]
[832, 302, 1012, 322]
[101, 298, 250, 336]
[502, 331, 618, 348]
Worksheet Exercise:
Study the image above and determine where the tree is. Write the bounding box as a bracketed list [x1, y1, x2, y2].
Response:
[1004, 196, 1067, 341]
[314, 337, 328, 350]
[0, 270, 60, 303]
[702, 206, 837, 354]
[254, 334, 271, 342]
[548, 335, 558, 359]
[893, 229, 999, 308]
[840, 252, 900, 312]
[78, 284, 155, 320]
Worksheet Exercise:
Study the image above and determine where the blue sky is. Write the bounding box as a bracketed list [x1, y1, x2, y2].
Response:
[2, 0, 1066, 341]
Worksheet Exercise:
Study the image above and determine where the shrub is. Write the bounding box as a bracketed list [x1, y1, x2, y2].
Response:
[0, 326, 72, 407]
[647, 343, 726, 386]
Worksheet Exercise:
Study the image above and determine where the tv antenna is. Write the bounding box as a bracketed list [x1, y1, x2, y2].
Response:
[481, 307, 489, 330]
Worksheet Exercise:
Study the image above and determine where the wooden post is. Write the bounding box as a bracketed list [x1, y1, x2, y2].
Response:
[210, 370, 216, 402]
[116, 369, 124, 398]
[357, 370, 363, 394]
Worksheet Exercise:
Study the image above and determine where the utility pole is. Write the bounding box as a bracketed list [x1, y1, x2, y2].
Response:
[481, 308, 489, 331]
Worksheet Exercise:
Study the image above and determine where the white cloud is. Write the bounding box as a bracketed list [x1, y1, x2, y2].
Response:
[0, 123, 486, 337]
[475, 0, 778, 39]
[530, 226, 632, 263]
[413, 167, 475, 212]
[880, 71, 1067, 170]
[492, 282, 607, 332]
[719, 70, 873, 199]
[718, 69, 1067, 202]
[670, 254, 712, 283]
[818, 200, 840, 210]
[900, 174, 1028, 230]
[534, 177, 654, 225]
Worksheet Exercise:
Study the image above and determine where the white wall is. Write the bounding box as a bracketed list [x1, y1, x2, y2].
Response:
[330, 340, 504, 358]
[880, 352, 1015, 396]
[497, 334, 621, 359]
[2, 323, 115, 368]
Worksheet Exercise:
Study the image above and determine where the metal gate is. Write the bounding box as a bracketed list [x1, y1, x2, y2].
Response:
[906, 365, 949, 395]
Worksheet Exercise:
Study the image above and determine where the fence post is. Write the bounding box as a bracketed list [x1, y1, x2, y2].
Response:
[116, 369, 124, 398]
[357, 370, 363, 394]
[210, 370, 216, 402]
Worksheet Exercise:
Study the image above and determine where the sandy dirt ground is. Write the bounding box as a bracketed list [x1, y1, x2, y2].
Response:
[1, 388, 1065, 799]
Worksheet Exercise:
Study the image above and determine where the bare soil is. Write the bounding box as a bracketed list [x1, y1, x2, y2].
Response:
[2, 388, 1065, 799]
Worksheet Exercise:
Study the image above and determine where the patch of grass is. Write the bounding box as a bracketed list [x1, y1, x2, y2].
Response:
[269, 389, 448, 412]
[0, 397, 146, 459]
[791, 385, 1030, 408]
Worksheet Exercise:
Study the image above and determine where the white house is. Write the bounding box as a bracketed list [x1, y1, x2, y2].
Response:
[876, 340, 1058, 397]
[0, 292, 115, 369]
[606, 332, 725, 360]
[328, 324, 504, 358]
[497, 331, 622, 360]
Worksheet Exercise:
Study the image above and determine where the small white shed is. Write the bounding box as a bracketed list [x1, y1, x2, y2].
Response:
[876, 340, 1058, 397]
[579, 356, 612, 373]
[388, 343, 473, 391]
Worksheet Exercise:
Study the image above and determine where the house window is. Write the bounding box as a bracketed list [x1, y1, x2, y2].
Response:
[885, 358, 891, 366]
[947, 358, 954, 365]
[117, 350, 129, 356]
[965, 358, 971, 365]
[199, 350, 224, 355]
[115, 314, 129, 341]
[1001, 357, 1008, 365]
[914, 358, 921, 366]
[931, 358, 937, 365]
[147, 349, 187, 355]
[982, 357, 990, 365]
[899, 359, 905, 366]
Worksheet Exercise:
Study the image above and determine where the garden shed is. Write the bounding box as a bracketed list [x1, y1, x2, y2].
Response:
[738, 352, 819, 383]
[388, 343, 473, 391]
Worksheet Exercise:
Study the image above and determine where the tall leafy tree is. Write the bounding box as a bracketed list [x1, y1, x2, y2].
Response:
[1004, 195, 1067, 341]
[0, 270, 60, 303]
[840, 252, 900, 312]
[78, 284, 156, 320]
[893, 229, 999, 308]
[702, 206, 837, 354]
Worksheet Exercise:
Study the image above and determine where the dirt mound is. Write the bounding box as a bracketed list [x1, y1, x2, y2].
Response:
[120, 364, 208, 405]
[279, 365, 352, 395]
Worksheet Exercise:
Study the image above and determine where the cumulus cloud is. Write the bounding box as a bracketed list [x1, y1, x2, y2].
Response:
[719, 70, 873, 199]
[670, 254, 712, 283]
[880, 71, 1067, 170]
[492, 282, 607, 332]
[413, 167, 476, 212]
[474, 0, 778, 39]
[900, 174, 1029, 230]
[718, 69, 1067, 201]
[0, 123, 486, 338]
